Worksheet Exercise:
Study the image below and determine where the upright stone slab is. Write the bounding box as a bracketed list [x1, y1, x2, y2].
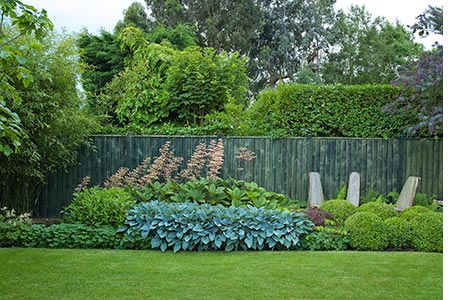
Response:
[346, 172, 360, 207]
[308, 172, 324, 208]
[395, 176, 421, 211]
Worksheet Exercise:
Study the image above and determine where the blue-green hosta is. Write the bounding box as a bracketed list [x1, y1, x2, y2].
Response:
[118, 200, 314, 253]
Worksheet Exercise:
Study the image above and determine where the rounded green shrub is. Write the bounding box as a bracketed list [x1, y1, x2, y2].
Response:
[320, 199, 357, 225]
[357, 201, 397, 220]
[344, 212, 388, 251]
[409, 212, 443, 252]
[399, 205, 432, 222]
[63, 186, 135, 227]
[384, 217, 412, 250]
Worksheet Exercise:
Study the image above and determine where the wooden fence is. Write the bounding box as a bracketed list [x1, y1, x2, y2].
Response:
[36, 135, 443, 217]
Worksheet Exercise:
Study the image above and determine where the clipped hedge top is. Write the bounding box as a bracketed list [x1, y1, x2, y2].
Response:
[248, 84, 417, 138]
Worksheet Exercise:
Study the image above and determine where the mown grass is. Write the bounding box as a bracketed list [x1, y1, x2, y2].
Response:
[0, 248, 442, 300]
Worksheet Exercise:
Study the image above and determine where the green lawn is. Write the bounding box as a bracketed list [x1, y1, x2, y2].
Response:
[0, 248, 442, 300]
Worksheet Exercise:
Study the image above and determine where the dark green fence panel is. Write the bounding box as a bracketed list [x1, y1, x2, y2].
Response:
[36, 136, 443, 217]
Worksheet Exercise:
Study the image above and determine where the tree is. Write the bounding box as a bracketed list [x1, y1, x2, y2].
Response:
[145, 0, 337, 92]
[164, 46, 248, 125]
[77, 30, 126, 99]
[386, 6, 443, 137]
[322, 5, 423, 84]
[98, 27, 248, 132]
[145, 0, 261, 55]
[114, 1, 152, 34]
[0, 30, 98, 213]
[410, 5, 443, 38]
[0, 0, 52, 156]
[148, 24, 197, 50]
[145, 0, 189, 29]
[0, 99, 22, 156]
[251, 0, 336, 88]
[112, 28, 176, 130]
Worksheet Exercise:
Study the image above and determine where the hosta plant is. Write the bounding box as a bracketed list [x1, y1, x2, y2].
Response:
[118, 200, 314, 252]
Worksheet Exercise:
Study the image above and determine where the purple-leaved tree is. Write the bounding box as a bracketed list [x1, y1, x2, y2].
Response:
[386, 5, 443, 137]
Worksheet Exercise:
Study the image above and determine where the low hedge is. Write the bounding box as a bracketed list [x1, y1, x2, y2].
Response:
[119, 200, 314, 252]
[0, 223, 151, 250]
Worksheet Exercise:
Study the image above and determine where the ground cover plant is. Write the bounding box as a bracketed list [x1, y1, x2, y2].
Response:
[0, 248, 442, 300]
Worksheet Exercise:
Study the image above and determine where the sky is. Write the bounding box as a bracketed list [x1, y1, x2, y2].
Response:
[25, 0, 444, 48]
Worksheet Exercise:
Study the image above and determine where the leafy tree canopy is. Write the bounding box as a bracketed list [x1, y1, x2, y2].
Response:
[322, 5, 423, 84]
[96, 26, 248, 133]
[0, 0, 52, 156]
[145, 0, 337, 91]
[386, 6, 443, 137]
[0, 29, 98, 212]
[114, 1, 152, 34]
[77, 30, 125, 97]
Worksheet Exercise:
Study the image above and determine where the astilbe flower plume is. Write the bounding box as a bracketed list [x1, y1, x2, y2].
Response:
[177, 143, 208, 181]
[235, 147, 256, 171]
[103, 167, 130, 188]
[74, 176, 91, 192]
[206, 138, 224, 178]
[141, 141, 183, 185]
[83, 139, 226, 189]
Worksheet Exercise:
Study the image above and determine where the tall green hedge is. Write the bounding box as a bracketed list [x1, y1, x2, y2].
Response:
[247, 84, 416, 137]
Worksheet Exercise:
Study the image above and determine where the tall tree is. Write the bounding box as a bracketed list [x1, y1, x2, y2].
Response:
[410, 5, 443, 38]
[145, 0, 261, 55]
[0, 0, 52, 156]
[251, 0, 336, 88]
[77, 30, 125, 95]
[148, 24, 197, 50]
[146, 0, 190, 28]
[114, 1, 152, 34]
[386, 6, 443, 137]
[145, 0, 337, 91]
[77, 29, 126, 116]
[0, 29, 98, 213]
[322, 5, 423, 84]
